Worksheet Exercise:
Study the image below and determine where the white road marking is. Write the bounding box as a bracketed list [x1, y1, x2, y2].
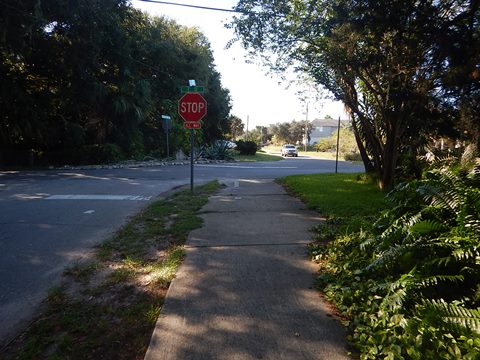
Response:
[83, 210, 95, 214]
[45, 195, 151, 201]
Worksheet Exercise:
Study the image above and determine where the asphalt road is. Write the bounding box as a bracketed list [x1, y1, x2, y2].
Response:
[0, 156, 363, 346]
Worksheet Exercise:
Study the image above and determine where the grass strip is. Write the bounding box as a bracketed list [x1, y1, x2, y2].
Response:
[3, 181, 220, 360]
[278, 173, 386, 242]
[233, 151, 283, 162]
[278, 173, 385, 217]
[262, 145, 342, 160]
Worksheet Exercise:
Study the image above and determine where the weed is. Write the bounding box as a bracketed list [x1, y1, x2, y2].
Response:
[107, 268, 136, 284]
[64, 262, 99, 283]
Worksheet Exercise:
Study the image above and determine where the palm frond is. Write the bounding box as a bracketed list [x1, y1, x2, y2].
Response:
[416, 274, 465, 289]
[417, 170, 467, 216]
[452, 247, 480, 263]
[409, 219, 445, 235]
[359, 234, 378, 251]
[380, 270, 416, 311]
[420, 299, 480, 334]
[364, 243, 411, 272]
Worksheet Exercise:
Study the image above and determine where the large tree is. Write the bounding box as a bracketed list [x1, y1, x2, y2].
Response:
[270, 120, 312, 145]
[0, 1, 231, 165]
[231, 0, 479, 189]
[227, 115, 245, 140]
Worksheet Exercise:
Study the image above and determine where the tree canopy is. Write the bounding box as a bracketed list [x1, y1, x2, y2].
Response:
[226, 115, 245, 140]
[231, 0, 479, 189]
[0, 0, 231, 166]
[269, 120, 312, 145]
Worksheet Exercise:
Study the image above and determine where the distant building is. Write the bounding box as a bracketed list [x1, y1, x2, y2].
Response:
[309, 118, 350, 145]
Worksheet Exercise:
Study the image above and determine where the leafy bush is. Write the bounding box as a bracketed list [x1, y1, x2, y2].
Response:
[236, 140, 257, 155]
[314, 128, 359, 154]
[41, 144, 124, 165]
[315, 138, 335, 152]
[0, 149, 36, 167]
[344, 152, 362, 161]
[316, 164, 480, 358]
[203, 142, 234, 160]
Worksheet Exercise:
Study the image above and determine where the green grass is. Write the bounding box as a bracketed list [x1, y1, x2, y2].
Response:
[297, 151, 338, 160]
[4, 181, 220, 360]
[261, 145, 342, 160]
[279, 172, 387, 261]
[278, 173, 385, 218]
[233, 151, 283, 162]
[63, 262, 100, 284]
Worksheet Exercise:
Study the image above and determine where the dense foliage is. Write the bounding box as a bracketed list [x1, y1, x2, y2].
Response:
[314, 128, 358, 154]
[269, 120, 312, 145]
[236, 140, 257, 155]
[203, 141, 235, 160]
[314, 163, 480, 358]
[244, 125, 269, 145]
[0, 0, 231, 166]
[226, 115, 244, 141]
[231, 0, 479, 189]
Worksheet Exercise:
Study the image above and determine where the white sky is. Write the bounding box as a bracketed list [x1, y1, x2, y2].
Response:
[131, 0, 347, 129]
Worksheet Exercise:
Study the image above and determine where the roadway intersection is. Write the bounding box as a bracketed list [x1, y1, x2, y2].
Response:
[0, 156, 363, 346]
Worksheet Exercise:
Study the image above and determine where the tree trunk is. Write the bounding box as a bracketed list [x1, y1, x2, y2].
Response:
[379, 120, 400, 191]
[351, 115, 375, 173]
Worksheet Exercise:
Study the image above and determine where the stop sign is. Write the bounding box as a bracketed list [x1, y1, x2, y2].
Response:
[178, 92, 207, 122]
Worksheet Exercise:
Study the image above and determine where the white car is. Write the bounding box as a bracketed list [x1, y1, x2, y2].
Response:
[281, 144, 298, 157]
[214, 140, 236, 149]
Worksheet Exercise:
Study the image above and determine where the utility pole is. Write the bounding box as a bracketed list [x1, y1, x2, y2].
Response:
[246, 115, 249, 138]
[335, 116, 341, 173]
[304, 103, 309, 152]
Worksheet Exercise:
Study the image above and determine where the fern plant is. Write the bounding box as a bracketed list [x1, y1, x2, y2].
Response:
[317, 164, 480, 359]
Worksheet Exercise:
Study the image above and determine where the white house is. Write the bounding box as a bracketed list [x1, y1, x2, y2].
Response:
[309, 118, 350, 145]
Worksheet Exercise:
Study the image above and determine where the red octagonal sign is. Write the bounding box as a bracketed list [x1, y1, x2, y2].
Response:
[178, 92, 207, 122]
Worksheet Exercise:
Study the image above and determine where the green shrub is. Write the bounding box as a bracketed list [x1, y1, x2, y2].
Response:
[41, 144, 124, 165]
[344, 152, 362, 161]
[236, 140, 257, 155]
[317, 164, 480, 359]
[314, 129, 359, 154]
[204, 142, 234, 160]
[100, 143, 124, 163]
[315, 138, 335, 152]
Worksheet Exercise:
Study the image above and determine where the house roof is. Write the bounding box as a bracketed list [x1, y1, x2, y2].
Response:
[310, 118, 350, 127]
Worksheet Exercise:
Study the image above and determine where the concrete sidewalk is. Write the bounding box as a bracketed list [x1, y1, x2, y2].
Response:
[145, 179, 350, 360]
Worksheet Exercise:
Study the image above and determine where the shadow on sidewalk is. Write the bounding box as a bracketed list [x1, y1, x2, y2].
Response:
[145, 180, 350, 360]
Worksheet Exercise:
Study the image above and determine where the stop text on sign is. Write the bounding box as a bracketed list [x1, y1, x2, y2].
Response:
[180, 102, 205, 114]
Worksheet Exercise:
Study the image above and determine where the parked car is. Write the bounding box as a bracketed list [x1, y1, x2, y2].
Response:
[281, 144, 298, 157]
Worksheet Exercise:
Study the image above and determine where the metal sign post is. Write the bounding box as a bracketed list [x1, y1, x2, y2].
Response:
[178, 80, 207, 193]
[335, 116, 341, 173]
[190, 129, 194, 192]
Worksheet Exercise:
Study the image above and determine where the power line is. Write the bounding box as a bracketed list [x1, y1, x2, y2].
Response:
[137, 0, 242, 13]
